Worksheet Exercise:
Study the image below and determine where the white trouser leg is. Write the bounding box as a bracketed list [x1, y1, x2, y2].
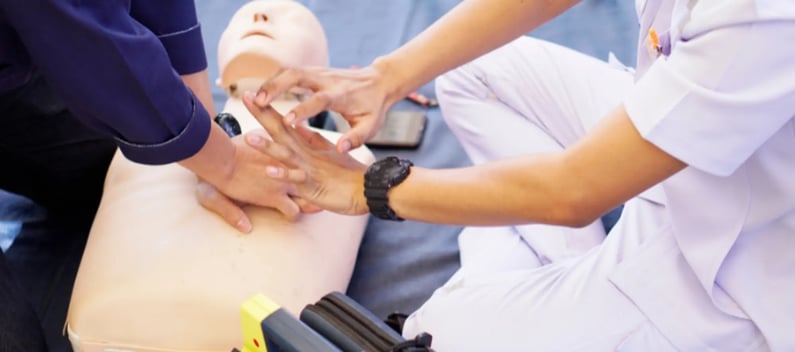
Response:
[436, 36, 634, 267]
[456, 226, 542, 277]
[403, 199, 677, 351]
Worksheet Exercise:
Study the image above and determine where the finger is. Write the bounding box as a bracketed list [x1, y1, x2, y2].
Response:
[246, 90, 331, 152]
[272, 195, 301, 222]
[265, 165, 308, 183]
[338, 114, 381, 153]
[245, 129, 271, 143]
[244, 93, 292, 143]
[293, 197, 323, 214]
[301, 204, 323, 214]
[256, 67, 319, 107]
[294, 124, 334, 151]
[246, 133, 295, 164]
[283, 91, 334, 125]
[254, 67, 289, 107]
[196, 182, 252, 233]
[246, 134, 307, 175]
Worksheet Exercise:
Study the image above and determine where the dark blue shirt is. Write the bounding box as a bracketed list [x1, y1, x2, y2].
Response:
[0, 0, 211, 164]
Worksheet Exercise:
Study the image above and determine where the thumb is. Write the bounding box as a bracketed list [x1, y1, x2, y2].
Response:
[338, 116, 379, 153]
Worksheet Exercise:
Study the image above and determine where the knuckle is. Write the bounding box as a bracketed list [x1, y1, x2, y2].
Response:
[346, 133, 364, 148]
[270, 144, 288, 160]
[196, 182, 218, 201]
[293, 170, 308, 183]
[282, 143, 296, 157]
[315, 92, 333, 105]
[281, 68, 302, 84]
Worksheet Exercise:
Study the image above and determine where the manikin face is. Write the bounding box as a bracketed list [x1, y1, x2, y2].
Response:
[217, 0, 329, 93]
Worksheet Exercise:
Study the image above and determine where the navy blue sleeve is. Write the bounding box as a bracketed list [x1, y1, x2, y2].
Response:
[0, 0, 210, 164]
[130, 0, 208, 75]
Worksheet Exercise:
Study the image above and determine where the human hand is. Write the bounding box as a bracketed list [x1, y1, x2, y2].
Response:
[196, 176, 322, 233]
[252, 64, 399, 153]
[242, 92, 370, 215]
[195, 133, 319, 232]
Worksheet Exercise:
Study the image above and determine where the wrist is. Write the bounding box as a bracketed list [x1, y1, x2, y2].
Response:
[178, 123, 236, 187]
[363, 156, 413, 221]
[371, 56, 412, 107]
[353, 173, 370, 215]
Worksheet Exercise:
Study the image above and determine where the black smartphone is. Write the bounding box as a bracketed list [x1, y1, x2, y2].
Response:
[331, 109, 427, 149]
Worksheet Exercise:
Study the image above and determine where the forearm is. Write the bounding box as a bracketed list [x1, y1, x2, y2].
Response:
[385, 107, 686, 226]
[182, 70, 217, 117]
[387, 155, 581, 226]
[374, 0, 580, 100]
[178, 69, 228, 183]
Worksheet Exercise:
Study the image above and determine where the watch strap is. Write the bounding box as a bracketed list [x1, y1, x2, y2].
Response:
[363, 157, 413, 221]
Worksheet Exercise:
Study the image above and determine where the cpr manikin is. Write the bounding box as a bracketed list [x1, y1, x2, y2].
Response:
[65, 1, 374, 351]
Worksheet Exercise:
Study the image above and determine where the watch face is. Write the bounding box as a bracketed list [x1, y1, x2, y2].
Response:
[382, 160, 407, 179]
[366, 156, 412, 187]
[214, 112, 242, 137]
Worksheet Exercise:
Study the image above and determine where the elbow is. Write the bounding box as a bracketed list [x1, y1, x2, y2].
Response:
[562, 212, 600, 229]
[553, 187, 603, 228]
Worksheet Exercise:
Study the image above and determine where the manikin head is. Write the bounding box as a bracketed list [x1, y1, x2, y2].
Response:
[217, 0, 329, 95]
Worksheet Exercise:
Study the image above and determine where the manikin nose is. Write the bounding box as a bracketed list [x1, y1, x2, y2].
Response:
[253, 13, 268, 22]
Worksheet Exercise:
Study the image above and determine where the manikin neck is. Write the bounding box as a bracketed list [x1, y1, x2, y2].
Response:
[221, 95, 301, 134]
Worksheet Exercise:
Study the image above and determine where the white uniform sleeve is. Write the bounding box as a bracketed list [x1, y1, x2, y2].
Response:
[625, 19, 795, 176]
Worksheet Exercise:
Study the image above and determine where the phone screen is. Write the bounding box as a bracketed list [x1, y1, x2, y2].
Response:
[331, 110, 427, 149]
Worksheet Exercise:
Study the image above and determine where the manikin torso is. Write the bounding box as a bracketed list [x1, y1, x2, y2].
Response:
[67, 97, 373, 351]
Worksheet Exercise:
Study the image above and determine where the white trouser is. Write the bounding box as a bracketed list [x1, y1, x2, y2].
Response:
[403, 37, 675, 351]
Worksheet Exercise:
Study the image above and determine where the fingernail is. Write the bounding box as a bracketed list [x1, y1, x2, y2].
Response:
[339, 139, 352, 153]
[236, 217, 252, 233]
[284, 112, 295, 124]
[266, 166, 281, 177]
[243, 91, 255, 103]
[247, 134, 263, 145]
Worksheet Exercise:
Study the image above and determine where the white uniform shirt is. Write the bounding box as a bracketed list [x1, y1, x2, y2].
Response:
[613, 0, 795, 350]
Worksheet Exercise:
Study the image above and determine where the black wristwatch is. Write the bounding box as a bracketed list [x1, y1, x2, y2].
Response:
[364, 156, 414, 221]
[214, 112, 242, 137]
